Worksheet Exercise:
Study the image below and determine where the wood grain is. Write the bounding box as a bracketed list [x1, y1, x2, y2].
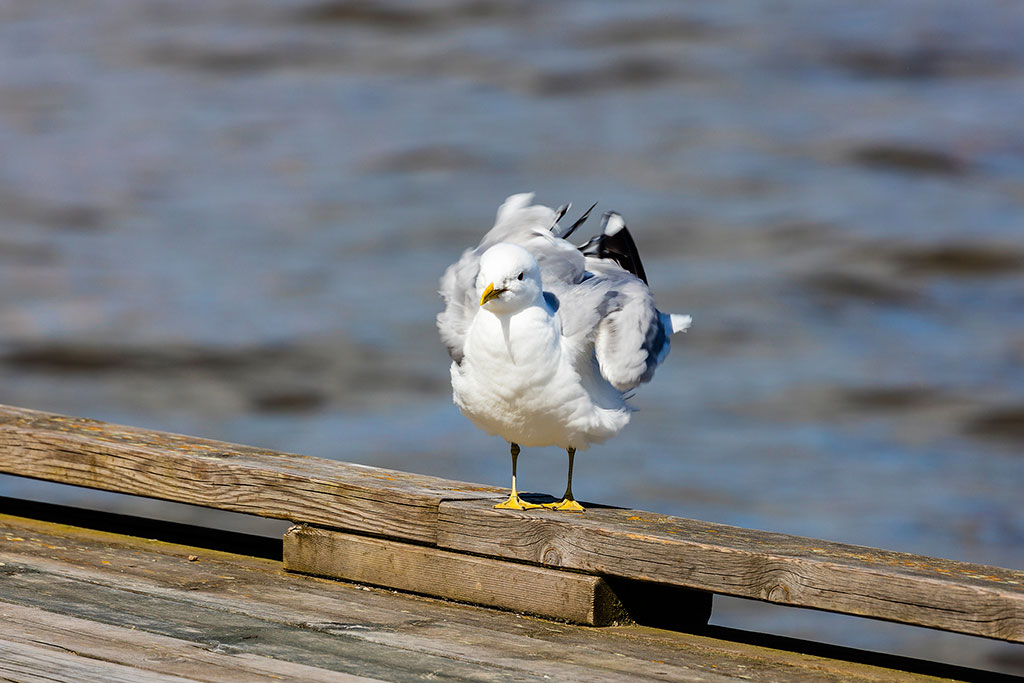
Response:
[283, 524, 627, 625]
[1, 510, 978, 683]
[0, 404, 503, 544]
[437, 501, 1024, 643]
[3, 404, 1022, 644]
[0, 602, 373, 683]
[0, 639, 199, 683]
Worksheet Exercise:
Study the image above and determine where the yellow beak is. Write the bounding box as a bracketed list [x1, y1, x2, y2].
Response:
[480, 282, 501, 306]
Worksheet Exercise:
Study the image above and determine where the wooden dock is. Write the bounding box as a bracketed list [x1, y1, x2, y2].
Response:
[1, 404, 1021, 681]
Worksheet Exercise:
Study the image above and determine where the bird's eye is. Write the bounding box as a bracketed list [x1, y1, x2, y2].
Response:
[517, 272, 524, 281]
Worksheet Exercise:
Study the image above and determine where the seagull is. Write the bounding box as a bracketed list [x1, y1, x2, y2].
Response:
[437, 194, 690, 512]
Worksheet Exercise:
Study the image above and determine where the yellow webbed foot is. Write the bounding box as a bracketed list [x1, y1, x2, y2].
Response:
[543, 498, 585, 513]
[494, 493, 544, 510]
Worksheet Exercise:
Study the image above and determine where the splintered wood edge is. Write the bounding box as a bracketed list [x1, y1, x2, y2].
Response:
[282, 524, 628, 626]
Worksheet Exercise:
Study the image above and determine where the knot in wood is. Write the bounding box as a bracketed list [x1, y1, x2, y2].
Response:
[766, 582, 792, 603]
[542, 546, 562, 566]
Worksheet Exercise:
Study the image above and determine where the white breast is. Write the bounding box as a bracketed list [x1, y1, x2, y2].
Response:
[451, 304, 630, 450]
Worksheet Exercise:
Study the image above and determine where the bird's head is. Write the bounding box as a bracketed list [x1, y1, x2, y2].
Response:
[477, 243, 543, 315]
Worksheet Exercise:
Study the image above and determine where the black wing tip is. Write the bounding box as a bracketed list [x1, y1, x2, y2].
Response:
[581, 212, 649, 285]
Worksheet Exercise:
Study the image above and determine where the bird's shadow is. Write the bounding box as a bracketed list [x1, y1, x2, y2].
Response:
[517, 493, 625, 511]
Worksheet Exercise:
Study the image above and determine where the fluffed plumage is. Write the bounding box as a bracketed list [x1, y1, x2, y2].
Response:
[438, 193, 690, 451]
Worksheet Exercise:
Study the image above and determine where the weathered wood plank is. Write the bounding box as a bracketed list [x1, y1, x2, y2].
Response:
[0, 601, 375, 683]
[437, 501, 1024, 643]
[0, 639, 196, 683]
[0, 549, 719, 681]
[3, 405, 1022, 645]
[283, 524, 627, 625]
[0, 404, 502, 544]
[0, 563, 533, 682]
[284, 524, 712, 630]
[2, 511, 978, 683]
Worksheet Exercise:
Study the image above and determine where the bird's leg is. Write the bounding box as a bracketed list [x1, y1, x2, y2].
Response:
[494, 443, 543, 510]
[545, 447, 585, 512]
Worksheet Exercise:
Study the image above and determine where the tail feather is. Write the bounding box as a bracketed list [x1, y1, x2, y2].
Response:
[552, 203, 570, 226]
[667, 313, 692, 334]
[554, 201, 598, 240]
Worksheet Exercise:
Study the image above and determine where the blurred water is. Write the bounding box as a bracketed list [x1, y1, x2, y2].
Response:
[1, 0, 1022, 674]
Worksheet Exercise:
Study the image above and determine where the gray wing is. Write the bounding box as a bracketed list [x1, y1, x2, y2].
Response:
[439, 194, 672, 391]
[437, 247, 480, 364]
[437, 193, 586, 363]
[552, 259, 670, 393]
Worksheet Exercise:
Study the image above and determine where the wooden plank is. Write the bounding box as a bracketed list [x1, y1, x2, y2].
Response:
[283, 524, 712, 630]
[3, 405, 1022, 645]
[0, 639, 196, 683]
[437, 501, 1024, 643]
[1, 511, 978, 683]
[0, 601, 376, 683]
[0, 561, 529, 682]
[0, 544, 718, 681]
[0, 404, 503, 544]
[283, 524, 627, 625]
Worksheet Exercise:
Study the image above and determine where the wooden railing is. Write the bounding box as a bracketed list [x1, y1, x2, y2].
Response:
[1, 404, 1021, 640]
